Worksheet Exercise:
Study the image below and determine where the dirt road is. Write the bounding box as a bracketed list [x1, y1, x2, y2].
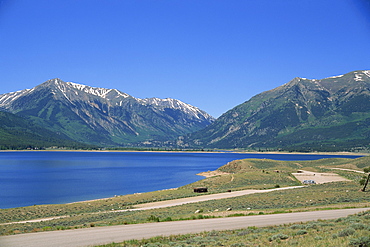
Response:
[2, 186, 305, 225]
[131, 185, 305, 211]
[1, 208, 368, 247]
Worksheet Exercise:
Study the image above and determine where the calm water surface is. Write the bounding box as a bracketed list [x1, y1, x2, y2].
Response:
[0, 151, 362, 208]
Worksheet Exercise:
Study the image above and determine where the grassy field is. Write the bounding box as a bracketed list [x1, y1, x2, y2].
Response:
[0, 155, 369, 238]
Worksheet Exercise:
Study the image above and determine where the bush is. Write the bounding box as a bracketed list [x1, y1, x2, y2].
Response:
[294, 230, 307, 235]
[337, 228, 355, 237]
[305, 223, 318, 229]
[351, 223, 366, 230]
[147, 215, 160, 222]
[142, 243, 162, 247]
[290, 224, 305, 230]
[231, 243, 246, 247]
[349, 236, 370, 247]
[237, 230, 251, 236]
[268, 233, 289, 241]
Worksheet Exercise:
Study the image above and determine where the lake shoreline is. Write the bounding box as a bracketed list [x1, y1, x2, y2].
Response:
[0, 149, 367, 156]
[0, 151, 366, 209]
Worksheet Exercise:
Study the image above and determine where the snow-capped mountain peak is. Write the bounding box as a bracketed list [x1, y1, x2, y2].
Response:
[0, 78, 214, 146]
[138, 97, 214, 121]
[65, 82, 131, 99]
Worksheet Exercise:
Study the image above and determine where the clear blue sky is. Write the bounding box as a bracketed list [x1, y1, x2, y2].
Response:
[0, 0, 369, 117]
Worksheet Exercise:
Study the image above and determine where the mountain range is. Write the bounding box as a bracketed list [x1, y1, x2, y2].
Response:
[0, 79, 214, 148]
[1, 70, 369, 151]
[179, 70, 370, 152]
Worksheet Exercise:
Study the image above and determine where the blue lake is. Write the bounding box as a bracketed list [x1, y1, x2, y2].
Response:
[0, 151, 363, 209]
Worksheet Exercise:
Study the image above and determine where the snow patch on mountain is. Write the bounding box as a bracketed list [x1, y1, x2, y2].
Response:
[327, 74, 344, 79]
[112, 89, 130, 98]
[363, 70, 370, 77]
[0, 89, 31, 107]
[65, 81, 109, 98]
[67, 81, 87, 91]
[64, 81, 130, 99]
[354, 72, 365, 81]
[138, 97, 214, 121]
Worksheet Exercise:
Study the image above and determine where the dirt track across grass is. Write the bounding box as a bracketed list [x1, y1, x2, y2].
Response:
[2, 186, 305, 225]
[131, 186, 305, 211]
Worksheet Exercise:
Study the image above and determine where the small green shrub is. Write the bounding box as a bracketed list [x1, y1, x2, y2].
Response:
[351, 223, 366, 230]
[142, 243, 161, 247]
[290, 224, 305, 230]
[230, 243, 246, 247]
[237, 230, 251, 236]
[344, 216, 361, 223]
[268, 233, 289, 241]
[305, 223, 318, 229]
[349, 236, 370, 247]
[147, 215, 160, 222]
[337, 228, 355, 237]
[42, 226, 52, 231]
[294, 229, 307, 235]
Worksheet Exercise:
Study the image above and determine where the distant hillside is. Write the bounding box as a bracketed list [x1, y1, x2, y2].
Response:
[0, 79, 214, 146]
[0, 111, 91, 149]
[180, 70, 370, 152]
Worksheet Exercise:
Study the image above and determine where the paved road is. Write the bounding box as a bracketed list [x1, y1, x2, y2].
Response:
[1, 208, 368, 247]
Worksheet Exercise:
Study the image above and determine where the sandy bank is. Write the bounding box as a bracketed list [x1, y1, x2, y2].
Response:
[197, 170, 229, 178]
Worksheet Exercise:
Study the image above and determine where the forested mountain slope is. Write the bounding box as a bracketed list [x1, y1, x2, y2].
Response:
[181, 70, 370, 151]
